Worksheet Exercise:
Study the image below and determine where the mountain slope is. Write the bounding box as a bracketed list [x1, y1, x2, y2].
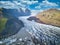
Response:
[36, 9, 60, 27]
[0, 8, 8, 33]
[0, 8, 24, 39]
[2, 8, 31, 18]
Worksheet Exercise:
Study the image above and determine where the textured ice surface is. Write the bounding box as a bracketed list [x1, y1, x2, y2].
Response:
[0, 18, 60, 45]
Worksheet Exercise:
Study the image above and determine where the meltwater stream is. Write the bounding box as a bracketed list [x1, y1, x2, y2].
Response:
[0, 18, 60, 45]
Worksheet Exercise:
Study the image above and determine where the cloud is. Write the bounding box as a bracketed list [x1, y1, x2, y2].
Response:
[0, 0, 59, 14]
[0, 1, 27, 9]
[0, 0, 38, 9]
[35, 0, 58, 9]
[42, 0, 58, 6]
[57, 8, 60, 10]
[22, 1, 38, 5]
[31, 9, 44, 16]
[0, 0, 58, 9]
[0, 1, 18, 9]
[35, 6, 41, 9]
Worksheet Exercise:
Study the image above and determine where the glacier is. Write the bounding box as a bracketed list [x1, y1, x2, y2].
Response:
[19, 18, 60, 45]
[0, 17, 60, 45]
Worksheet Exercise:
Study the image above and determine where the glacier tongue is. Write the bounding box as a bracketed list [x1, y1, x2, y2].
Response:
[20, 18, 60, 37]
[0, 18, 60, 45]
[19, 18, 60, 45]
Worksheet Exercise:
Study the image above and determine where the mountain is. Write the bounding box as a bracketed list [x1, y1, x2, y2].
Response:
[2, 8, 31, 18]
[27, 16, 46, 24]
[0, 8, 8, 33]
[25, 8, 31, 16]
[27, 16, 39, 21]
[0, 8, 24, 39]
[0, 18, 24, 39]
[36, 9, 60, 27]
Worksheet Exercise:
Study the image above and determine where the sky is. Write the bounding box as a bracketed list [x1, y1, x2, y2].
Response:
[0, 0, 60, 16]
